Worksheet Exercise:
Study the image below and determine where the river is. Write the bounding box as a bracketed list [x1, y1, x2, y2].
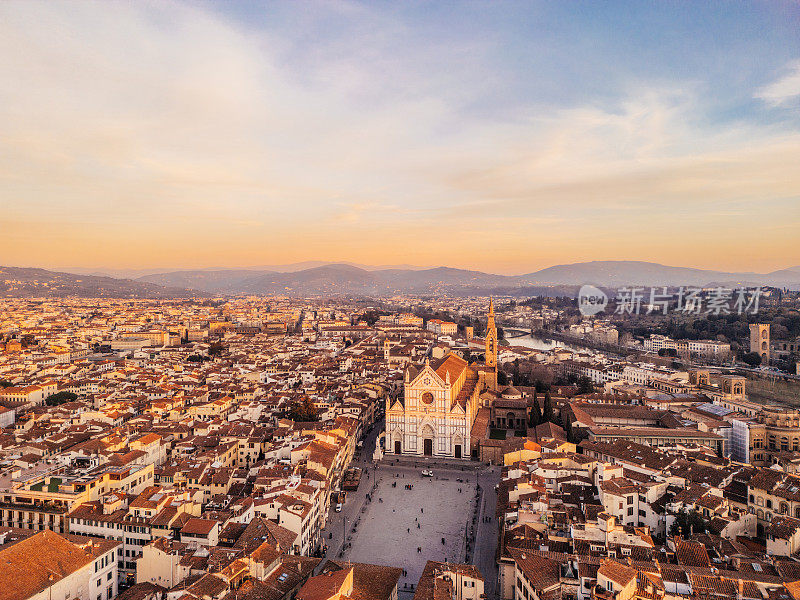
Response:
[504, 332, 581, 353]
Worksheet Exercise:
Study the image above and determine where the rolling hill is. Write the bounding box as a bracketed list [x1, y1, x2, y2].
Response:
[6, 260, 800, 298]
[0, 266, 206, 298]
[137, 260, 800, 295]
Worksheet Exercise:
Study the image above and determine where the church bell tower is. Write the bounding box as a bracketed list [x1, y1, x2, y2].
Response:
[485, 298, 498, 390]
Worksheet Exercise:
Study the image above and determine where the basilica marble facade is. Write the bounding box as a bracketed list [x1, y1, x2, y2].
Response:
[385, 301, 498, 459]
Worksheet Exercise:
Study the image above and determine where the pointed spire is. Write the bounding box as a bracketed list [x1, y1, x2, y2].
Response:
[489, 297, 494, 317]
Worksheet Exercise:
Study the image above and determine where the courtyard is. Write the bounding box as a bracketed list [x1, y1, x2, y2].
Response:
[339, 464, 481, 596]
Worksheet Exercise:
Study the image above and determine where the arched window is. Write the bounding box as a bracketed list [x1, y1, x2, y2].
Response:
[766, 499, 773, 509]
[780, 502, 789, 515]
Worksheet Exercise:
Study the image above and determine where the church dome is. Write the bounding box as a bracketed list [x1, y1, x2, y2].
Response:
[501, 386, 522, 399]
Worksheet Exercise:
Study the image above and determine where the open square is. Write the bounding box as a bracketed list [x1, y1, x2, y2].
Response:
[341, 466, 478, 595]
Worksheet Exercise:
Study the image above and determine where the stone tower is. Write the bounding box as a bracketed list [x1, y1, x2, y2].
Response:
[485, 298, 498, 390]
[750, 323, 770, 363]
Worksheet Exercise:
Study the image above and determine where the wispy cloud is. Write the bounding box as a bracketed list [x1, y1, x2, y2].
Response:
[756, 59, 800, 107]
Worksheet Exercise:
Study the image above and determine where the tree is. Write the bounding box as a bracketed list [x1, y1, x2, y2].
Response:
[658, 348, 678, 357]
[577, 376, 593, 395]
[668, 509, 709, 537]
[497, 370, 509, 386]
[561, 409, 574, 443]
[530, 396, 542, 428]
[472, 318, 485, 338]
[0, 379, 12, 388]
[741, 352, 763, 368]
[45, 391, 78, 406]
[286, 397, 319, 422]
[543, 391, 554, 424]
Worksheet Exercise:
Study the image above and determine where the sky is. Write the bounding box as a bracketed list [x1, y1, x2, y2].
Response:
[1, 1, 799, 276]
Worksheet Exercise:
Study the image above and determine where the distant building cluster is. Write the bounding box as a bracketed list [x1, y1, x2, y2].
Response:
[1, 294, 800, 600]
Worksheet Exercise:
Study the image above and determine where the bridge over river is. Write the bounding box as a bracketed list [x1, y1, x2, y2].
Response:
[502, 327, 533, 339]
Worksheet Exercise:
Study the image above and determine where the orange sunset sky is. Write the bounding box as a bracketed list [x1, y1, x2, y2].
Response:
[1, 2, 799, 275]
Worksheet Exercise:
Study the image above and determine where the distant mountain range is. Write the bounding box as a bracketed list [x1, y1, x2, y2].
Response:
[524, 261, 800, 288]
[3, 261, 799, 298]
[0, 266, 205, 298]
[136, 261, 800, 295]
[59, 261, 430, 279]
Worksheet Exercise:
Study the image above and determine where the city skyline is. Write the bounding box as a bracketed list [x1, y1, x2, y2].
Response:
[2, 1, 799, 273]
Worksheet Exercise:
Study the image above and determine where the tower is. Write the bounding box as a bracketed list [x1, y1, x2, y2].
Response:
[485, 298, 498, 390]
[750, 323, 770, 364]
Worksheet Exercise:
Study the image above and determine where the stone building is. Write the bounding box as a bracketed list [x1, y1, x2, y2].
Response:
[750, 323, 770, 363]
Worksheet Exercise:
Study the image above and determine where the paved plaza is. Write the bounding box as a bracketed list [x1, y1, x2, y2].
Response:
[341, 466, 478, 595]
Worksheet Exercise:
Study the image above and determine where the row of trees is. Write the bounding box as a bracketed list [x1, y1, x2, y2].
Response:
[619, 309, 800, 348]
[527, 390, 554, 427]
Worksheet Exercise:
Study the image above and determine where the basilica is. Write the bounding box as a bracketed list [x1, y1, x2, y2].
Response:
[385, 301, 499, 459]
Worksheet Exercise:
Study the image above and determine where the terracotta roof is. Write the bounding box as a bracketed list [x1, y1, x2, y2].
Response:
[296, 567, 352, 600]
[598, 559, 638, 587]
[0, 530, 118, 600]
[324, 561, 402, 600]
[675, 537, 711, 568]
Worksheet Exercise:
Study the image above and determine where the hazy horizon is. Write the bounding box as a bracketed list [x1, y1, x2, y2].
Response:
[10, 258, 800, 280]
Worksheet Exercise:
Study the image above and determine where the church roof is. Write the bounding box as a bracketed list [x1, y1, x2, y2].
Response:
[430, 354, 468, 384]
